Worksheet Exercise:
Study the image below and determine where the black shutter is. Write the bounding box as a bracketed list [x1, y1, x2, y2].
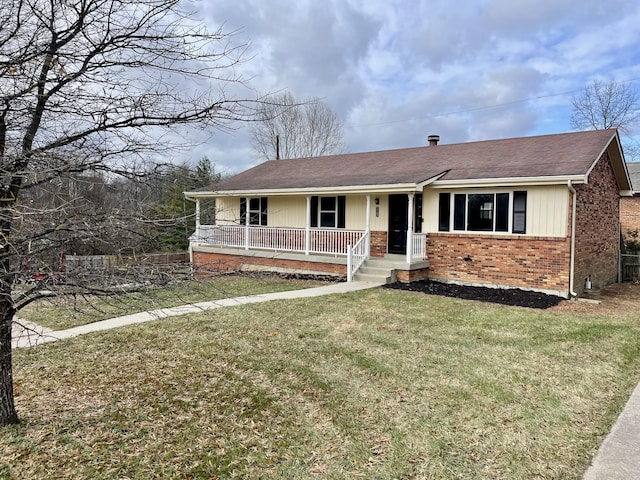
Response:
[495, 193, 509, 232]
[261, 197, 268, 226]
[337, 196, 346, 228]
[240, 197, 246, 225]
[512, 191, 527, 234]
[438, 193, 450, 231]
[310, 196, 318, 227]
[454, 194, 466, 230]
[415, 194, 423, 233]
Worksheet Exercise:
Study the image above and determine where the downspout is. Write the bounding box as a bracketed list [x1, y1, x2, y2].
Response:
[568, 180, 578, 297]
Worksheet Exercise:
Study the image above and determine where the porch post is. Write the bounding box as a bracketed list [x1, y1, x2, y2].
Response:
[406, 193, 414, 264]
[244, 200, 250, 251]
[305, 195, 311, 255]
[195, 199, 201, 237]
[365, 194, 371, 257]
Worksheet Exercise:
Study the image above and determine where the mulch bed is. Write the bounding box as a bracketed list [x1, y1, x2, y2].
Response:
[384, 280, 565, 309]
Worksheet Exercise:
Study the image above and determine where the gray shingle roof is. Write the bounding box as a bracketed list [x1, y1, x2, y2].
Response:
[195, 129, 621, 193]
[627, 162, 640, 192]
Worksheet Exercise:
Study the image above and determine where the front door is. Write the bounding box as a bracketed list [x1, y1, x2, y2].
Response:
[388, 194, 408, 254]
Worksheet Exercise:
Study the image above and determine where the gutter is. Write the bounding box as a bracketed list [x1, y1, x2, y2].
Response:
[568, 180, 578, 297]
[184, 183, 425, 199]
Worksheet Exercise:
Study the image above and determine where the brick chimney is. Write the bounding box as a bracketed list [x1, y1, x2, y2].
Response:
[428, 134, 440, 146]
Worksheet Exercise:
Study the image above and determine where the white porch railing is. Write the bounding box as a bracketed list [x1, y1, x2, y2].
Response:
[192, 225, 365, 257]
[347, 231, 369, 282]
[191, 226, 426, 273]
[411, 232, 428, 261]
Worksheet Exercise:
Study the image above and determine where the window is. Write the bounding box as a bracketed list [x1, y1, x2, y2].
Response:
[320, 196, 337, 227]
[240, 197, 268, 226]
[467, 193, 494, 231]
[310, 196, 345, 228]
[438, 191, 526, 234]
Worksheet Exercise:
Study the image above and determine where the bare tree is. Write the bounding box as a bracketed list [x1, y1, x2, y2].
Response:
[251, 91, 346, 161]
[0, 0, 257, 425]
[571, 80, 640, 135]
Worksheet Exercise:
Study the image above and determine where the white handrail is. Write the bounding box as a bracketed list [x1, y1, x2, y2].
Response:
[347, 231, 369, 281]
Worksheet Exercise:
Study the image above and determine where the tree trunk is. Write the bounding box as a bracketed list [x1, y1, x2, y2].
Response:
[0, 298, 19, 425]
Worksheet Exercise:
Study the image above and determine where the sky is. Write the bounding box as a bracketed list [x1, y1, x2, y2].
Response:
[182, 0, 640, 174]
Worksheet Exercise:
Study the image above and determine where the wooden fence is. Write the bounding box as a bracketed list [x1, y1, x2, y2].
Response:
[65, 252, 189, 284]
[621, 254, 640, 282]
[66, 252, 188, 270]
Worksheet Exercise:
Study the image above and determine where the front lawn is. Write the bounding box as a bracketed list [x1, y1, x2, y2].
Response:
[18, 274, 328, 330]
[4, 285, 640, 479]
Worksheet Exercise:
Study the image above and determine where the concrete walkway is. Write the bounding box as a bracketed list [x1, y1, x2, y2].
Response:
[11, 280, 383, 349]
[582, 382, 640, 479]
[11, 279, 640, 479]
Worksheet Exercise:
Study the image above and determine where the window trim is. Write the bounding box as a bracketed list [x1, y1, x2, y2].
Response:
[439, 190, 527, 235]
[310, 195, 346, 229]
[240, 197, 268, 226]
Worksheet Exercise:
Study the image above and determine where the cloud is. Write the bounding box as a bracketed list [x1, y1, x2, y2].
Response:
[183, 0, 640, 172]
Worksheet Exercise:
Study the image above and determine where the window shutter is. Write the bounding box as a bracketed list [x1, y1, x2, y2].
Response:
[438, 193, 450, 231]
[239, 197, 247, 225]
[261, 197, 268, 226]
[512, 191, 527, 234]
[453, 194, 466, 230]
[495, 193, 509, 232]
[337, 196, 346, 229]
[415, 194, 423, 233]
[310, 196, 318, 227]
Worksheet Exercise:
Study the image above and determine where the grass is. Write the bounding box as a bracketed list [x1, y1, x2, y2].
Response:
[17, 274, 328, 330]
[4, 284, 640, 479]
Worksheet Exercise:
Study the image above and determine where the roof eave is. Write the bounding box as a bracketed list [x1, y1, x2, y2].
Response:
[185, 182, 424, 198]
[430, 174, 587, 189]
[185, 171, 448, 199]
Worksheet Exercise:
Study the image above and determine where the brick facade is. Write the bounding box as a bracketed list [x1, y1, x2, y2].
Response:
[573, 152, 621, 292]
[426, 233, 571, 295]
[621, 196, 640, 238]
[370, 231, 387, 257]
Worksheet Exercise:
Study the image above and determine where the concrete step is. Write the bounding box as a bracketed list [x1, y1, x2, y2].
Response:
[352, 258, 397, 284]
[352, 272, 392, 284]
[358, 265, 392, 276]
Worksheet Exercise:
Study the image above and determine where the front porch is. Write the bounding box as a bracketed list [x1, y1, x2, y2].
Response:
[189, 225, 428, 281]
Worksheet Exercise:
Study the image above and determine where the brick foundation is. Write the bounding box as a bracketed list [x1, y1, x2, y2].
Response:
[395, 268, 430, 283]
[192, 250, 346, 278]
[426, 233, 571, 295]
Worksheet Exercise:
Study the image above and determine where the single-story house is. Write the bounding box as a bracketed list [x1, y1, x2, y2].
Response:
[620, 162, 640, 238]
[185, 129, 632, 298]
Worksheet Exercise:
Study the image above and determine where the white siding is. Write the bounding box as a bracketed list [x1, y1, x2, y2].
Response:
[268, 197, 307, 227]
[345, 195, 388, 231]
[213, 195, 384, 230]
[215, 197, 240, 225]
[527, 186, 569, 237]
[423, 190, 441, 232]
[423, 185, 569, 237]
